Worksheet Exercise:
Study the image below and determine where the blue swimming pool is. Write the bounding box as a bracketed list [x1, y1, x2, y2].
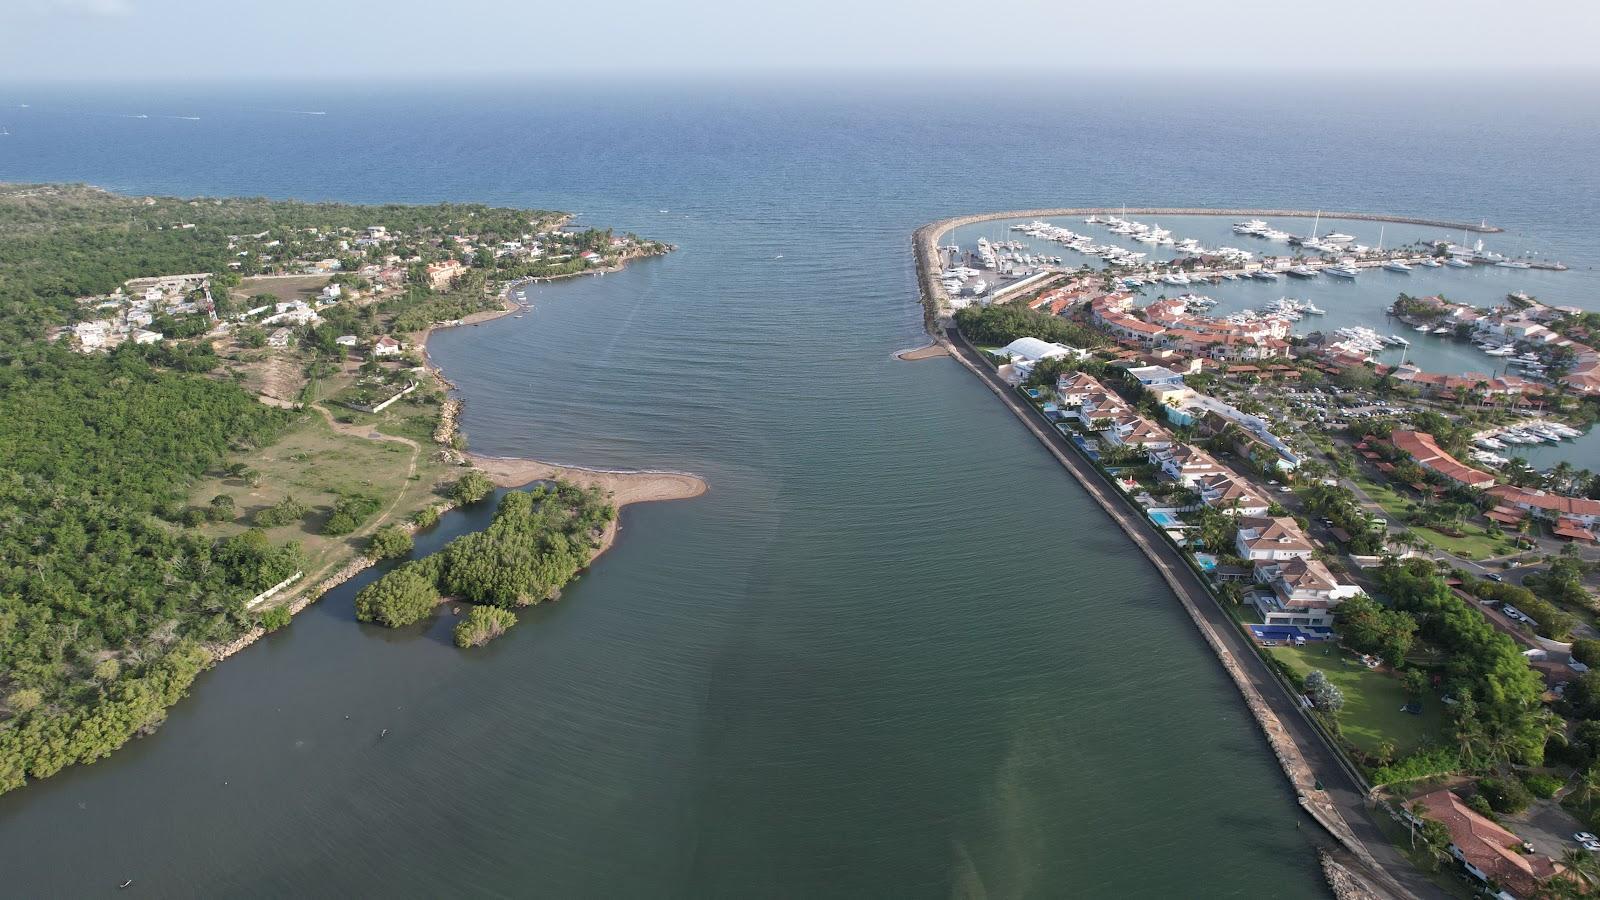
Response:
[1148, 510, 1183, 528]
[1249, 625, 1334, 643]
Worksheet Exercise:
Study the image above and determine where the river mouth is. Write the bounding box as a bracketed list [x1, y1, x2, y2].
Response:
[19, 78, 1600, 896]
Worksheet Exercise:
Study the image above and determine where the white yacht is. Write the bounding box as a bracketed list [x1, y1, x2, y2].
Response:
[1286, 266, 1319, 278]
[1417, 258, 1443, 268]
[1445, 257, 1473, 269]
[1389, 334, 1409, 346]
[1252, 270, 1280, 281]
[1324, 263, 1361, 278]
[1382, 261, 1414, 273]
[1160, 273, 1192, 286]
[1323, 233, 1356, 244]
[1496, 260, 1533, 269]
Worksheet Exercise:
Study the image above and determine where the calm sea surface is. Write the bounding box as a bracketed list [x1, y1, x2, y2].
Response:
[2, 76, 1598, 897]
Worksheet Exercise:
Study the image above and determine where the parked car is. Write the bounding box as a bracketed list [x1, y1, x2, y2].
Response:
[1487, 573, 1503, 582]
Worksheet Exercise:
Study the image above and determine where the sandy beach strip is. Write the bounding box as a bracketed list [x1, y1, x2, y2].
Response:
[466, 453, 708, 507]
[893, 341, 949, 361]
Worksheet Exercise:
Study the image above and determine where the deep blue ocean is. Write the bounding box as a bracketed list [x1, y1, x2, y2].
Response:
[1, 76, 1597, 897]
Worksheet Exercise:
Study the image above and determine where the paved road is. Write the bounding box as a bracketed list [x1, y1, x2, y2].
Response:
[944, 330, 1449, 900]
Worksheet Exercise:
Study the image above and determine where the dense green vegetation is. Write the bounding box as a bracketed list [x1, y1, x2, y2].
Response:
[1376, 559, 1548, 767]
[0, 643, 210, 793]
[0, 343, 303, 795]
[367, 524, 414, 560]
[0, 344, 287, 511]
[321, 494, 383, 536]
[355, 482, 614, 628]
[451, 470, 496, 504]
[454, 606, 518, 648]
[954, 302, 1107, 350]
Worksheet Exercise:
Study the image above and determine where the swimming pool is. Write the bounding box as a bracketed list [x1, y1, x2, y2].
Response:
[1148, 510, 1184, 528]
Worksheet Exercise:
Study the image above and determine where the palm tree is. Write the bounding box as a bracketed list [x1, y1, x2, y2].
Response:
[1568, 765, 1600, 809]
[1407, 801, 1428, 850]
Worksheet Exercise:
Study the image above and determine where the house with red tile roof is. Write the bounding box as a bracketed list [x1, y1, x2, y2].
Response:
[1235, 516, 1314, 561]
[1389, 430, 1496, 489]
[1411, 788, 1566, 898]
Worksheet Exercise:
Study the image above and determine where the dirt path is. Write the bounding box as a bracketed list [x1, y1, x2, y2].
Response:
[308, 401, 423, 536]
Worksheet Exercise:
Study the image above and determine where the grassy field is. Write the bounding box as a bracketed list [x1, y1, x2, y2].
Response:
[186, 392, 461, 599]
[235, 274, 332, 304]
[1352, 472, 1512, 560]
[1270, 643, 1443, 757]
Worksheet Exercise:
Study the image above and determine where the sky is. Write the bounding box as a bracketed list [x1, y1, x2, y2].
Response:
[4, 0, 1600, 83]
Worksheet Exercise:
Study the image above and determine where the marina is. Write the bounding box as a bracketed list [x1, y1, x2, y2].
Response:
[940, 213, 1584, 380]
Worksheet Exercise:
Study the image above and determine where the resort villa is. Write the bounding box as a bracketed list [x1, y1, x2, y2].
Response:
[1251, 557, 1360, 628]
[1056, 372, 1172, 450]
[1235, 516, 1314, 562]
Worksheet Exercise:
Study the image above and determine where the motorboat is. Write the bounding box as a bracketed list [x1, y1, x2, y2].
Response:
[1389, 334, 1409, 346]
[1286, 266, 1318, 278]
[1495, 260, 1533, 269]
[1445, 258, 1473, 269]
[1252, 270, 1280, 281]
[1417, 258, 1442, 268]
[1324, 263, 1361, 278]
[1382, 261, 1414, 273]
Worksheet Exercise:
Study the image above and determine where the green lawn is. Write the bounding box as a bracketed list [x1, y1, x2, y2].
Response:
[1270, 643, 1443, 757]
[1351, 472, 1512, 560]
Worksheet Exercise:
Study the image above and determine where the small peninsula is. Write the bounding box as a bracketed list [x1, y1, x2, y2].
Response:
[913, 208, 1599, 899]
[0, 183, 700, 797]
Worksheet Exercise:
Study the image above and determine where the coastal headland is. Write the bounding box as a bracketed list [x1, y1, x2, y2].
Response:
[908, 209, 1468, 899]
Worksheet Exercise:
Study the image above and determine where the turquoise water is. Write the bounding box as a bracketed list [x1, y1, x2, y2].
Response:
[2, 75, 1599, 895]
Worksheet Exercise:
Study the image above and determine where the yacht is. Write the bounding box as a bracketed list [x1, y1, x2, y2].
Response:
[1417, 258, 1443, 268]
[1252, 270, 1280, 281]
[1382, 261, 1414, 273]
[1302, 301, 1326, 315]
[1286, 266, 1319, 278]
[969, 280, 988, 296]
[1484, 345, 1516, 357]
[1445, 257, 1473, 269]
[1389, 334, 1410, 346]
[1476, 437, 1507, 451]
[1232, 219, 1268, 235]
[1262, 229, 1293, 242]
[1323, 233, 1356, 244]
[1496, 260, 1533, 269]
[1432, 325, 1452, 334]
[1160, 273, 1192, 286]
[1324, 263, 1361, 278]
[1413, 324, 1431, 332]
